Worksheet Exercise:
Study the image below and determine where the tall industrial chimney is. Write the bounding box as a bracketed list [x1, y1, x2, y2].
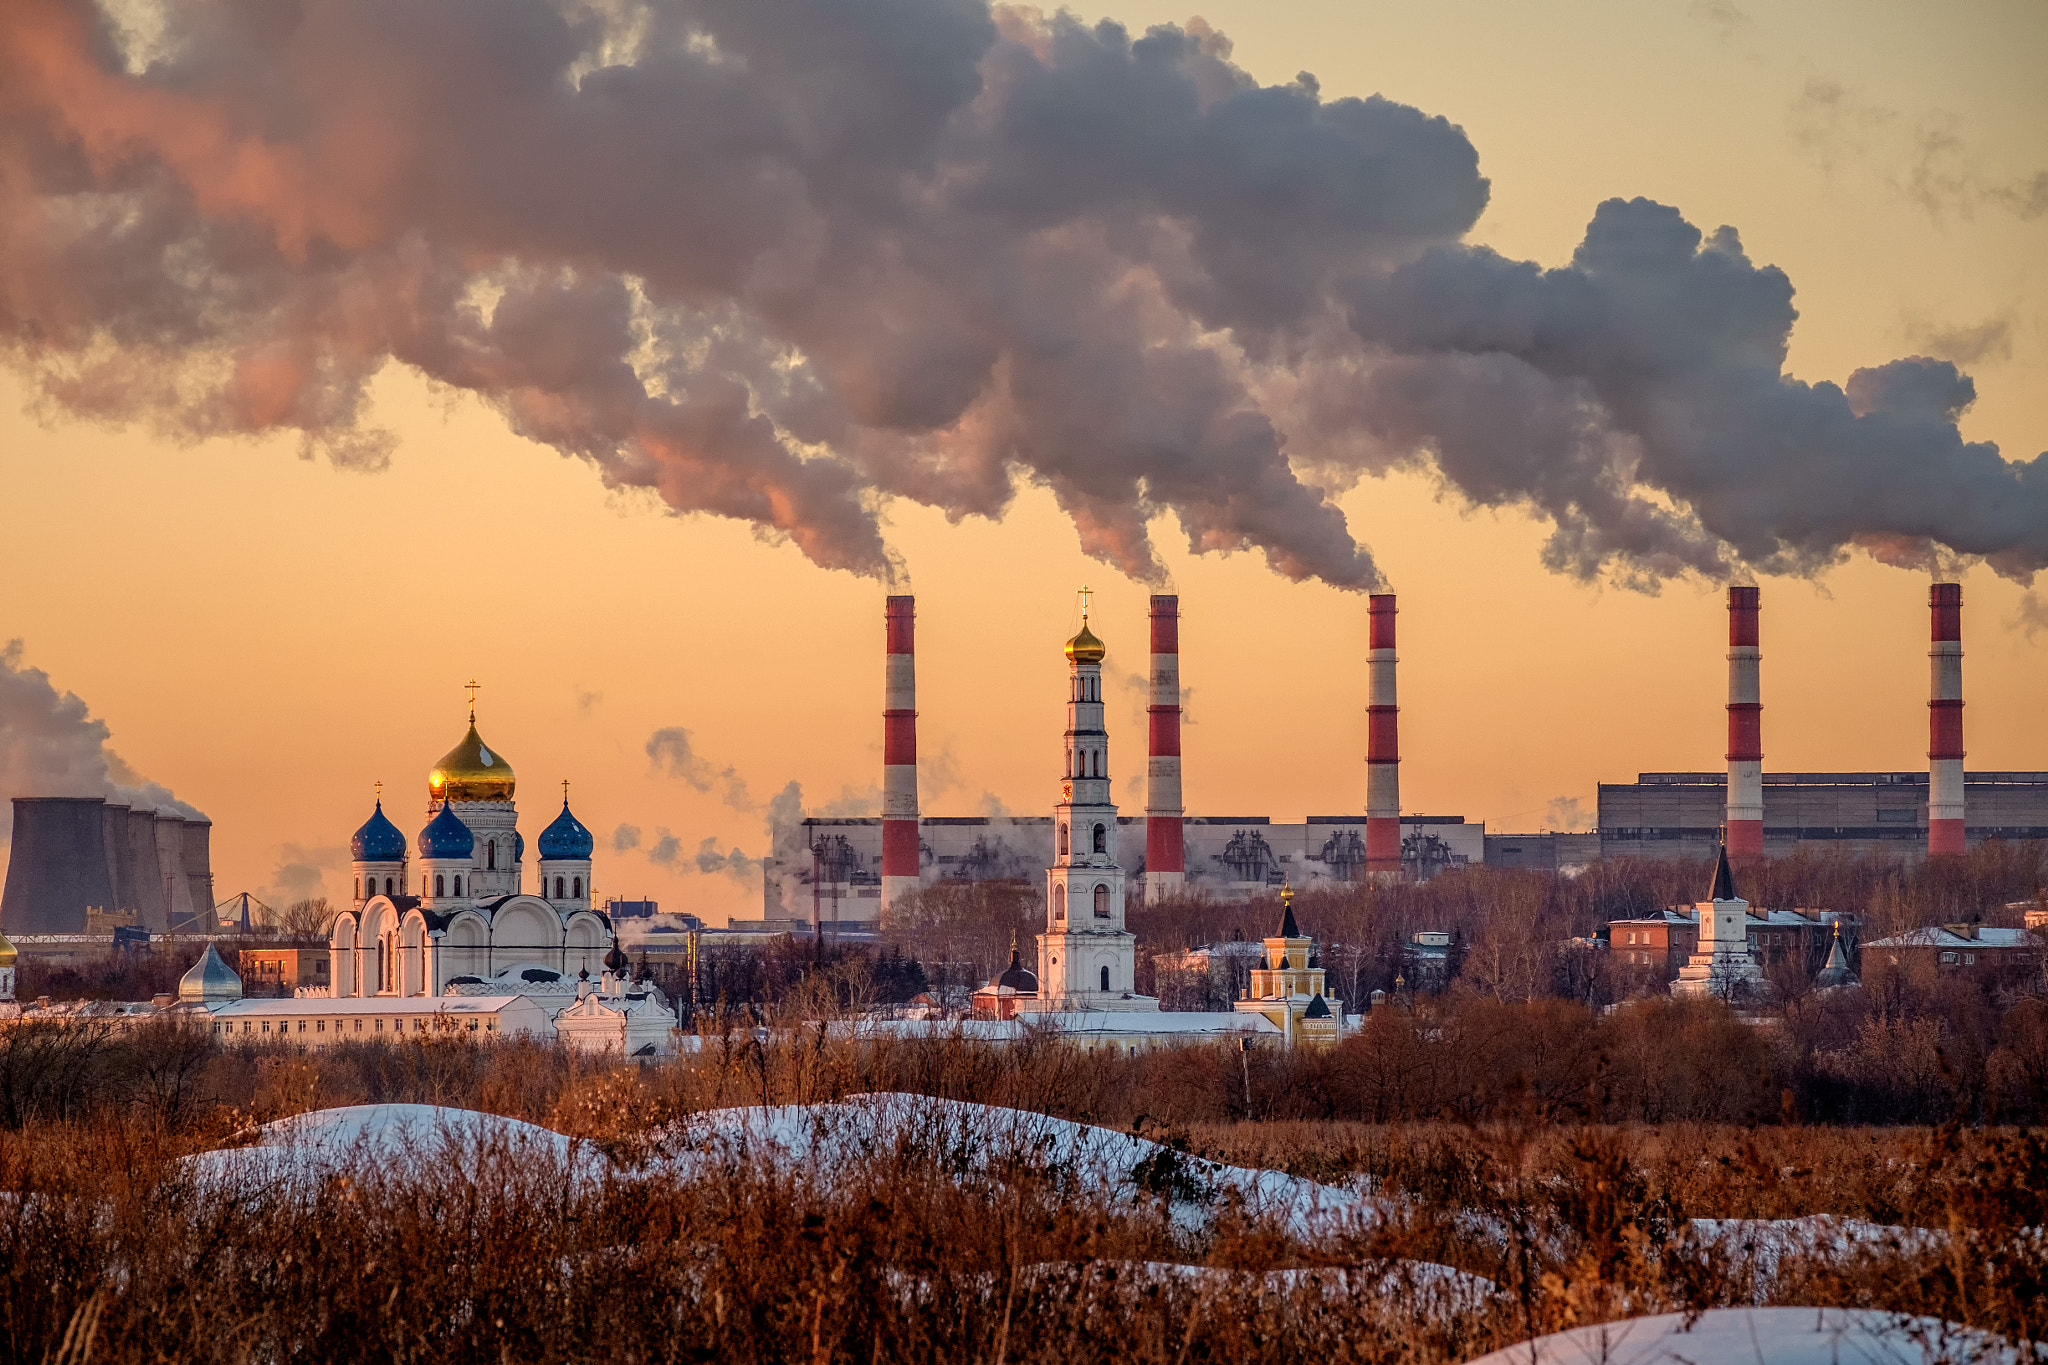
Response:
[1928, 582, 1965, 856]
[1143, 595, 1184, 896]
[1725, 585, 1764, 859]
[879, 595, 920, 912]
[1365, 594, 1401, 876]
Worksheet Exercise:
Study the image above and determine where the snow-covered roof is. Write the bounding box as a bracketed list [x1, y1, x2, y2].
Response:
[207, 996, 536, 1016]
[1864, 926, 2040, 950]
[1035, 1010, 1280, 1035]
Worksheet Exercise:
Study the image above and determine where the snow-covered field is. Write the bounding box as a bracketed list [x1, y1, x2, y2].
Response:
[182, 1097, 2032, 1360]
[1463, 1307, 2030, 1365]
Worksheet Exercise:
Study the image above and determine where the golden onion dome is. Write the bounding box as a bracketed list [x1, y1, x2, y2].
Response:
[1065, 620, 1106, 664]
[429, 721, 516, 802]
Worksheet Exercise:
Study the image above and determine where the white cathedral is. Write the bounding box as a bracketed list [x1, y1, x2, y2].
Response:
[328, 706, 615, 999]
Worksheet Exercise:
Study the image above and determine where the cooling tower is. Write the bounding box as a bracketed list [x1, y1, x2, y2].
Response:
[181, 819, 217, 928]
[124, 806, 169, 929]
[1, 797, 118, 934]
[154, 813, 197, 928]
[99, 802, 134, 915]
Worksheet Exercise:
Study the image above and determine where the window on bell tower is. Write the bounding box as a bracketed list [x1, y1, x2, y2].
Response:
[1093, 824, 1106, 853]
[1093, 884, 1110, 917]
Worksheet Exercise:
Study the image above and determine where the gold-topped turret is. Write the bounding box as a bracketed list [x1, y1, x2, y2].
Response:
[429, 687, 515, 802]
[1064, 586, 1106, 664]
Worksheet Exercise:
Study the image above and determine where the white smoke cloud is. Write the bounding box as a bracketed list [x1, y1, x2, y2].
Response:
[1, 1, 2034, 598]
[0, 639, 201, 843]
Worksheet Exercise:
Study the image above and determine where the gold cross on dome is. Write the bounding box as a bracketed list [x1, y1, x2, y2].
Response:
[374, 780, 383, 803]
[465, 679, 480, 721]
[1077, 585, 1093, 623]
[562, 779, 571, 804]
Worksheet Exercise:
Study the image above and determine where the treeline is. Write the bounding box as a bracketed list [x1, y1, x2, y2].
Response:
[7, 980, 2048, 1134]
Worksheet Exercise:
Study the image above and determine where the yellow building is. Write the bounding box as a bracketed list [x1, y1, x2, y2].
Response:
[1233, 883, 1345, 1046]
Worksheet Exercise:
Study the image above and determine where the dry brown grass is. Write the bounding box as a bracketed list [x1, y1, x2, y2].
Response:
[0, 1013, 2045, 1362]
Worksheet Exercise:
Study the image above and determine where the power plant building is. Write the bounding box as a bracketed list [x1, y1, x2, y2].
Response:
[1596, 771, 2048, 860]
[1, 796, 215, 935]
[762, 813, 1483, 925]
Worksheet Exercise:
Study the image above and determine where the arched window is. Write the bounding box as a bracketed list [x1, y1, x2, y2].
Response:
[1100, 965, 1111, 992]
[572, 876, 582, 899]
[452, 875, 462, 896]
[354, 877, 361, 899]
[434, 874, 445, 898]
[555, 876, 565, 899]
[1053, 886, 1066, 920]
[487, 840, 497, 871]
[1093, 884, 1110, 918]
[1092, 823, 1106, 853]
[384, 877, 393, 896]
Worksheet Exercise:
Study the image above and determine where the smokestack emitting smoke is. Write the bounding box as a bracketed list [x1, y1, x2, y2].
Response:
[1929, 583, 1965, 856]
[1365, 594, 1400, 875]
[1144, 595, 1184, 893]
[1725, 586, 1764, 859]
[880, 595, 919, 909]
[0, 0, 2041, 595]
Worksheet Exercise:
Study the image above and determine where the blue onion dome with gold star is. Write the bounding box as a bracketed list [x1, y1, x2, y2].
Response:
[351, 800, 407, 862]
[538, 799, 594, 860]
[429, 718, 515, 802]
[419, 801, 475, 860]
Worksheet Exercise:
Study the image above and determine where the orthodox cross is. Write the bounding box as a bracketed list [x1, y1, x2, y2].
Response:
[1077, 584, 1093, 624]
[465, 679, 480, 721]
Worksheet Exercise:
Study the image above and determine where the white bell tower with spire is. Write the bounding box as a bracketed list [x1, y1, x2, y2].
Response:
[1028, 590, 1158, 1014]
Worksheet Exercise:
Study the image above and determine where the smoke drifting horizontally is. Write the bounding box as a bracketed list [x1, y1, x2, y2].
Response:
[2, 0, 2042, 591]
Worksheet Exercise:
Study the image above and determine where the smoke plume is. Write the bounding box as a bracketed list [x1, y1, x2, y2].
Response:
[0, 0, 2040, 591]
[0, 639, 201, 842]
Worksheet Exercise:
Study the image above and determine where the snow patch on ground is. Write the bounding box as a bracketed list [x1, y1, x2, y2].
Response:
[183, 1103, 598, 1186]
[652, 1092, 1382, 1240]
[1466, 1307, 2028, 1365]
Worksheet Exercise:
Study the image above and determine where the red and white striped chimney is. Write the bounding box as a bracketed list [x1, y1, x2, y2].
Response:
[1928, 582, 1965, 857]
[1365, 594, 1401, 876]
[1144, 595, 1185, 895]
[880, 595, 920, 909]
[1725, 585, 1764, 859]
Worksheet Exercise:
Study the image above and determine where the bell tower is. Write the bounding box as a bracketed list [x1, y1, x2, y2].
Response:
[1031, 591, 1157, 1014]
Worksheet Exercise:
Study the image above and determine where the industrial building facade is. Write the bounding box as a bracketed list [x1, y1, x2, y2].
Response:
[1597, 771, 2048, 860]
[760, 813, 1483, 925]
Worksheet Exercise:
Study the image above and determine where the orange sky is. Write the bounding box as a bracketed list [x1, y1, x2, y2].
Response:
[2, 0, 2042, 925]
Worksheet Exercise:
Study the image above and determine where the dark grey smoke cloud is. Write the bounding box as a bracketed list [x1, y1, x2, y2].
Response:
[0, 0, 2039, 592]
[0, 639, 202, 843]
